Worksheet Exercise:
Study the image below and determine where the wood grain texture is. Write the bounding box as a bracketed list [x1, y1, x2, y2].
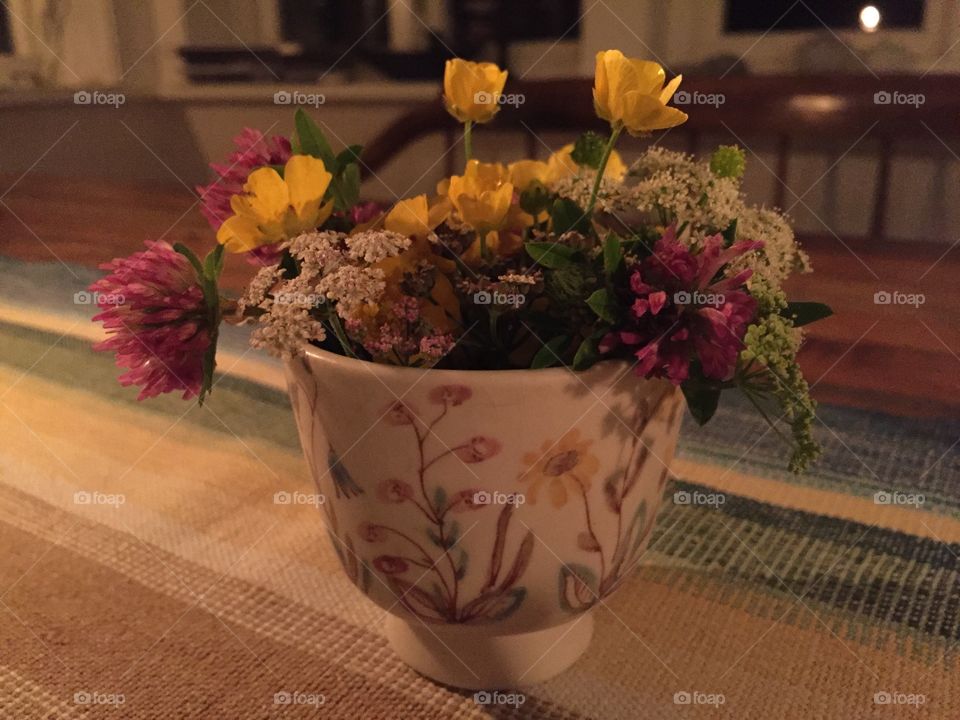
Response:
[1, 173, 957, 420]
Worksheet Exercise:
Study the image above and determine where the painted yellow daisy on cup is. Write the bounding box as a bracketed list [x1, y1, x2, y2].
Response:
[519, 429, 600, 508]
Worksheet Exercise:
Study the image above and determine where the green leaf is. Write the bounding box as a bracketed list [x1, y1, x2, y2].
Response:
[780, 301, 833, 327]
[603, 234, 623, 275]
[572, 337, 599, 371]
[550, 198, 589, 234]
[570, 131, 606, 169]
[454, 549, 468, 581]
[681, 382, 722, 425]
[531, 335, 568, 369]
[203, 243, 225, 281]
[721, 218, 737, 247]
[433, 486, 448, 514]
[173, 243, 204, 280]
[294, 108, 336, 168]
[586, 288, 617, 323]
[199, 327, 219, 406]
[336, 144, 363, 169]
[524, 241, 577, 269]
[333, 162, 361, 212]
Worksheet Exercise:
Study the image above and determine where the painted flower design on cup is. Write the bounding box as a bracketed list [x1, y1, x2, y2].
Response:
[518, 390, 683, 614]
[518, 429, 599, 508]
[360, 384, 534, 624]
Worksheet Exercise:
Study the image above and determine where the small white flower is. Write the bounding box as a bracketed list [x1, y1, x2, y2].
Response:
[317, 265, 386, 320]
[346, 230, 411, 263]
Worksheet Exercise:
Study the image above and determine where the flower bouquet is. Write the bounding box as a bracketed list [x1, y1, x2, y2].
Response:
[91, 51, 831, 687]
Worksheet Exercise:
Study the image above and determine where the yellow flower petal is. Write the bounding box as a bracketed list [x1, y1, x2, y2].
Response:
[508, 159, 549, 191]
[385, 195, 431, 238]
[242, 167, 289, 225]
[216, 214, 264, 253]
[659, 74, 683, 104]
[620, 91, 689, 135]
[284, 155, 332, 226]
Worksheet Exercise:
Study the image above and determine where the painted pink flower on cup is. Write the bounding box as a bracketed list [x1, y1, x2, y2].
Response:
[359, 521, 388, 543]
[429, 384, 473, 406]
[455, 436, 502, 463]
[448, 488, 488, 512]
[383, 401, 418, 426]
[377, 478, 414, 503]
[90, 240, 210, 401]
[374, 556, 409, 574]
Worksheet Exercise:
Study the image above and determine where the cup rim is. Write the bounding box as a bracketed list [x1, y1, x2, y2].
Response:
[297, 343, 638, 384]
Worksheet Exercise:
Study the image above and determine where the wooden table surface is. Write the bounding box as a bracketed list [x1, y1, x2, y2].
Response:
[1, 173, 957, 420]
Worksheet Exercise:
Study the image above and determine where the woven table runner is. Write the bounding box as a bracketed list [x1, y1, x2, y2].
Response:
[0, 275, 957, 718]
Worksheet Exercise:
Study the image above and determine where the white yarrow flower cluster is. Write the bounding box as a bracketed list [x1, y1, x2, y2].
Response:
[243, 229, 399, 358]
[317, 264, 386, 318]
[627, 147, 742, 237]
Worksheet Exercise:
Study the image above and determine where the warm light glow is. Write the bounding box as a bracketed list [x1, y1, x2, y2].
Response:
[859, 5, 881, 33]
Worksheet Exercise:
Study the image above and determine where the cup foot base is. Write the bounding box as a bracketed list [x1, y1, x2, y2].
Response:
[384, 612, 594, 690]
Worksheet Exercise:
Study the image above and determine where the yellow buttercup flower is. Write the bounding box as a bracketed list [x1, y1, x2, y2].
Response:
[544, 143, 627, 184]
[217, 155, 334, 253]
[593, 50, 688, 136]
[445, 160, 513, 234]
[443, 59, 508, 124]
[378, 195, 460, 333]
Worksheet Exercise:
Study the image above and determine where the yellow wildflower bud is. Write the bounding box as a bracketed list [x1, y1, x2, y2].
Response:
[443, 59, 508, 124]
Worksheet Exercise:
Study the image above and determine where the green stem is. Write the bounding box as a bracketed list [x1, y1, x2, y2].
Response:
[586, 124, 622, 216]
[463, 120, 473, 161]
[326, 312, 358, 359]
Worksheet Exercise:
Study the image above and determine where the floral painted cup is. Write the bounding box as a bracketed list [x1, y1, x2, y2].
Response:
[285, 346, 684, 689]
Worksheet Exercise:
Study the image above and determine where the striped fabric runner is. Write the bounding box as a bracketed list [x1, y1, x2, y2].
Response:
[0, 258, 956, 718]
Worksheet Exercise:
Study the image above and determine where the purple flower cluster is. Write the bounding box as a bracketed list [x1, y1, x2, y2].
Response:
[196, 128, 292, 231]
[602, 226, 761, 384]
[90, 241, 211, 400]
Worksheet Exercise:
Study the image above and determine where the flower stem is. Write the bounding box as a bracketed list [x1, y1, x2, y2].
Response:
[326, 312, 358, 359]
[585, 125, 622, 217]
[463, 120, 473, 161]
